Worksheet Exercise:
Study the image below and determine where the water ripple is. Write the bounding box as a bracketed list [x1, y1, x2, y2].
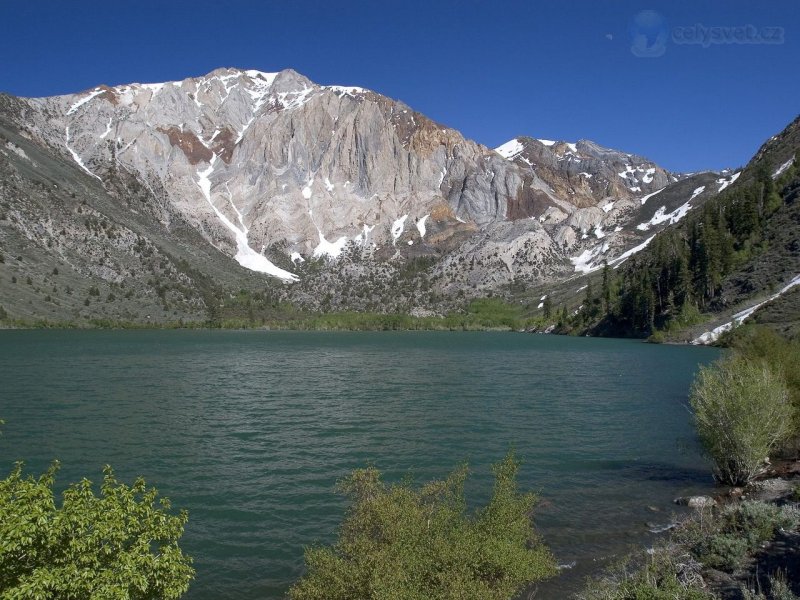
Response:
[0, 330, 719, 599]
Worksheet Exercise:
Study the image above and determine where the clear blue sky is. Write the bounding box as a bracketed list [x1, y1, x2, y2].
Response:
[1, 0, 798, 172]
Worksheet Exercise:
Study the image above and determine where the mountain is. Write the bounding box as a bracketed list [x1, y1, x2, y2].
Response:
[564, 115, 800, 341]
[0, 67, 730, 324]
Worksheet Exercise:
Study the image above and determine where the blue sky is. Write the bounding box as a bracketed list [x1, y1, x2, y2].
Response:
[1, 0, 798, 172]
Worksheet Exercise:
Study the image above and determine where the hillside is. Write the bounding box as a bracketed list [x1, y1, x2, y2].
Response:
[0, 68, 760, 327]
[547, 116, 800, 342]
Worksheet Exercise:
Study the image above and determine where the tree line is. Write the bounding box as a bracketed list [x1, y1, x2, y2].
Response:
[585, 154, 799, 337]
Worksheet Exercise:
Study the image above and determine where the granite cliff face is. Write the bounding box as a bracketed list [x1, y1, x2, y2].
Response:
[17, 68, 555, 280]
[0, 67, 730, 322]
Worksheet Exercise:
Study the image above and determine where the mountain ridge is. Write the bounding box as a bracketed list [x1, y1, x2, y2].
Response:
[0, 66, 750, 326]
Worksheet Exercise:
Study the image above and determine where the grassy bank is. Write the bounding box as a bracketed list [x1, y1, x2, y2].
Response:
[580, 489, 800, 599]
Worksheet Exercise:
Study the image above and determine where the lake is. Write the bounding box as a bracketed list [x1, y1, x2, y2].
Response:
[0, 330, 720, 598]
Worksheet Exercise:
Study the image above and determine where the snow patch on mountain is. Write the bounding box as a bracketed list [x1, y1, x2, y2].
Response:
[64, 127, 101, 181]
[692, 273, 800, 345]
[391, 215, 408, 243]
[275, 87, 314, 111]
[327, 85, 367, 96]
[235, 117, 254, 143]
[313, 230, 348, 259]
[611, 235, 656, 268]
[570, 242, 610, 274]
[244, 70, 279, 85]
[637, 188, 698, 231]
[99, 117, 113, 139]
[640, 187, 666, 205]
[773, 158, 794, 179]
[196, 158, 298, 281]
[5, 141, 30, 161]
[302, 180, 313, 200]
[353, 223, 376, 247]
[495, 139, 524, 160]
[66, 88, 105, 115]
[716, 171, 740, 192]
[416, 214, 430, 238]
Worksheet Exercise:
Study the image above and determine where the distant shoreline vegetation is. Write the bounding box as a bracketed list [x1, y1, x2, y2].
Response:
[0, 298, 550, 332]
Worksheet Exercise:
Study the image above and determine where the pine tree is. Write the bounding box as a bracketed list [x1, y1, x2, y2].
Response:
[601, 261, 612, 314]
[559, 304, 568, 326]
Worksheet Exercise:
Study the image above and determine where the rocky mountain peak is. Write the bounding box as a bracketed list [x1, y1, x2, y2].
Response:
[1, 67, 726, 299]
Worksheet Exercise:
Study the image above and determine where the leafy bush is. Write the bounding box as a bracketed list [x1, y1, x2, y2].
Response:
[579, 543, 714, 600]
[686, 501, 800, 571]
[695, 532, 750, 570]
[0, 461, 194, 599]
[728, 325, 800, 454]
[742, 573, 800, 600]
[289, 453, 556, 600]
[729, 326, 800, 406]
[689, 355, 794, 485]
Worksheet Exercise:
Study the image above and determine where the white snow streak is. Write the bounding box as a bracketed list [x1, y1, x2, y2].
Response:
[611, 235, 656, 268]
[99, 117, 113, 139]
[235, 117, 254, 143]
[692, 274, 800, 345]
[416, 214, 430, 238]
[326, 85, 367, 96]
[196, 158, 298, 281]
[244, 70, 279, 85]
[716, 171, 741, 192]
[689, 186, 706, 201]
[637, 200, 694, 231]
[773, 158, 794, 179]
[391, 215, 408, 244]
[65, 127, 101, 181]
[312, 231, 348, 259]
[66, 89, 104, 115]
[495, 139, 524, 160]
[640, 187, 666, 205]
[570, 242, 610, 274]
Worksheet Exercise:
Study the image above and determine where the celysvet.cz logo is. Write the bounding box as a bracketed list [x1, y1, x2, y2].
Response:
[673, 23, 784, 47]
[629, 10, 785, 57]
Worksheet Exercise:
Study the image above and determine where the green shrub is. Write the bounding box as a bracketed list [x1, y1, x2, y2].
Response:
[689, 355, 794, 485]
[579, 543, 714, 600]
[289, 452, 556, 600]
[0, 462, 194, 598]
[695, 532, 750, 570]
[746, 573, 800, 600]
[688, 501, 800, 571]
[730, 326, 800, 408]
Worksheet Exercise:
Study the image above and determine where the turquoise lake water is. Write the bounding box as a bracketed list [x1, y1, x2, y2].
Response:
[0, 330, 721, 598]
